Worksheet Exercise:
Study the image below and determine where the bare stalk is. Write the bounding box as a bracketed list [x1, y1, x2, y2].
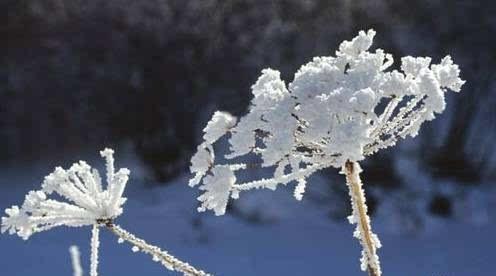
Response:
[105, 222, 211, 276]
[343, 161, 382, 276]
[90, 224, 100, 276]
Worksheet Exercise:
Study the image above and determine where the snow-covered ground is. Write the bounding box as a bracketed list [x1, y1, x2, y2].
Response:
[0, 150, 494, 276]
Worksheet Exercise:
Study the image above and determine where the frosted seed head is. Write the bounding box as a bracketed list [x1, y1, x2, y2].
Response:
[1, 149, 129, 240]
[189, 29, 464, 216]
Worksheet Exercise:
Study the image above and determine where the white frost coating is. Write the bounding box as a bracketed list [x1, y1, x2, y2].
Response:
[189, 111, 236, 187]
[70, 245, 83, 276]
[227, 68, 295, 163]
[293, 179, 307, 201]
[189, 144, 214, 187]
[197, 166, 236, 216]
[400, 56, 432, 77]
[1, 148, 129, 240]
[431, 56, 464, 92]
[202, 111, 237, 145]
[189, 29, 464, 217]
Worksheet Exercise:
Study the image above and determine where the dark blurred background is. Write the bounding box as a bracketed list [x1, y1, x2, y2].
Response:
[2, 0, 495, 231]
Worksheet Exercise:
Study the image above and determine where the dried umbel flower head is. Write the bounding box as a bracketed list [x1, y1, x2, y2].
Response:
[190, 29, 464, 216]
[189, 29, 464, 275]
[1, 149, 129, 240]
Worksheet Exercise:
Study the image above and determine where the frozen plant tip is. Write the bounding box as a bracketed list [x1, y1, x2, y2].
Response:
[189, 29, 464, 275]
[2, 149, 210, 276]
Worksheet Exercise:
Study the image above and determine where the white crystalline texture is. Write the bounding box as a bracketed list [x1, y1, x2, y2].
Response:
[189, 144, 214, 187]
[337, 30, 376, 58]
[189, 111, 236, 188]
[189, 29, 464, 216]
[227, 68, 296, 164]
[400, 56, 432, 77]
[431, 56, 465, 92]
[293, 179, 307, 201]
[251, 68, 289, 105]
[202, 111, 237, 145]
[197, 166, 236, 216]
[1, 148, 130, 240]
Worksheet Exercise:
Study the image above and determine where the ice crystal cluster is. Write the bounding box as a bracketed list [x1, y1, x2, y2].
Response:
[189, 29, 464, 215]
[1, 149, 129, 240]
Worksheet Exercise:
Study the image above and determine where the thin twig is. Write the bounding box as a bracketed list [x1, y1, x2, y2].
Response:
[105, 222, 211, 276]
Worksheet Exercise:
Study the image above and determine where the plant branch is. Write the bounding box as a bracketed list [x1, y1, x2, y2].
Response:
[105, 222, 211, 276]
[232, 164, 323, 191]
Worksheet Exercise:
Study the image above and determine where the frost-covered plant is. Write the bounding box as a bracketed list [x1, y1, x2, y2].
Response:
[2, 149, 210, 276]
[189, 29, 464, 275]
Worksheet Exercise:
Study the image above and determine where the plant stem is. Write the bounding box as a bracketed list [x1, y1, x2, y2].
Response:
[343, 161, 381, 276]
[90, 224, 100, 276]
[105, 222, 211, 276]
